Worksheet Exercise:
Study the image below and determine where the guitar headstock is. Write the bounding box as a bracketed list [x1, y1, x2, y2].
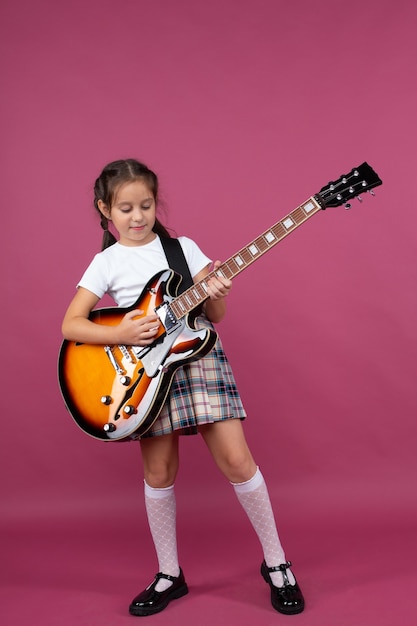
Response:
[316, 162, 382, 209]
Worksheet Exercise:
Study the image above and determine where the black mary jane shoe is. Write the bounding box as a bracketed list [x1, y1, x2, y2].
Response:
[261, 560, 305, 615]
[129, 569, 189, 616]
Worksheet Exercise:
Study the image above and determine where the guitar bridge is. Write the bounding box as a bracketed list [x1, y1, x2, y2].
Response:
[104, 345, 124, 374]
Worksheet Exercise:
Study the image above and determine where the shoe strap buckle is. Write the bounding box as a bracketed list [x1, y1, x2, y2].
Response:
[266, 561, 293, 586]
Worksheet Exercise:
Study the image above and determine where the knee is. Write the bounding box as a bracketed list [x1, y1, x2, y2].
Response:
[143, 461, 178, 489]
[221, 451, 257, 484]
[200, 421, 257, 483]
[140, 434, 179, 489]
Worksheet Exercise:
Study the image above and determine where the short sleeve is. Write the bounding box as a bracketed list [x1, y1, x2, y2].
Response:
[77, 253, 109, 299]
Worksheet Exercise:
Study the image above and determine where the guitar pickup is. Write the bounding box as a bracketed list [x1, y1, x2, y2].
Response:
[155, 301, 180, 333]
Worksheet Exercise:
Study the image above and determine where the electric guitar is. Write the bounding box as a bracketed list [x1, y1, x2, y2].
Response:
[58, 162, 382, 441]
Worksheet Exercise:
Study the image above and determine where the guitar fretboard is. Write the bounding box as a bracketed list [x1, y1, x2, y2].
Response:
[170, 195, 322, 320]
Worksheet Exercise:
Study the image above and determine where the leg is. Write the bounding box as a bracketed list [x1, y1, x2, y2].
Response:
[140, 431, 180, 488]
[200, 420, 287, 576]
[130, 433, 188, 616]
[200, 420, 304, 614]
[132, 434, 185, 596]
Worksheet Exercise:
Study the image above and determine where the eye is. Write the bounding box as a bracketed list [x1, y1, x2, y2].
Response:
[141, 199, 154, 210]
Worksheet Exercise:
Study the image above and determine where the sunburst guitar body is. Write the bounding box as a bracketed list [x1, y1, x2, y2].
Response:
[58, 269, 217, 441]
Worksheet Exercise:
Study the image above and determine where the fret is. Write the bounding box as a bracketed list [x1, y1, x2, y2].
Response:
[273, 222, 287, 240]
[221, 263, 234, 279]
[241, 249, 252, 265]
[197, 284, 206, 299]
[254, 236, 269, 254]
[172, 298, 185, 318]
[264, 231, 276, 244]
[282, 216, 296, 230]
[191, 287, 202, 301]
[291, 208, 302, 221]
[248, 243, 261, 257]
[302, 200, 316, 213]
[227, 257, 241, 274]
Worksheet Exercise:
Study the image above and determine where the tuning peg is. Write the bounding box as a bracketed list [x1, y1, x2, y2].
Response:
[356, 195, 363, 203]
[368, 190, 376, 196]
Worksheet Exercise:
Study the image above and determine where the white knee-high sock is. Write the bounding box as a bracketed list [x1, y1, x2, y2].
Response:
[144, 481, 180, 591]
[232, 467, 296, 587]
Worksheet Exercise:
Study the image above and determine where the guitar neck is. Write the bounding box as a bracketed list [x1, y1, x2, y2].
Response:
[170, 195, 323, 320]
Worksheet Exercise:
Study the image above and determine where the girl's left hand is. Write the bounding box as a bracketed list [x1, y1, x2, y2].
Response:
[207, 260, 232, 300]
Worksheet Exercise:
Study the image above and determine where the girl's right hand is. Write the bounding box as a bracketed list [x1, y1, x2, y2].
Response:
[62, 287, 161, 346]
[116, 309, 161, 346]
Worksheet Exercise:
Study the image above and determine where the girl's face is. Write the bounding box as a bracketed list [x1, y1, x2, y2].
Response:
[100, 180, 157, 247]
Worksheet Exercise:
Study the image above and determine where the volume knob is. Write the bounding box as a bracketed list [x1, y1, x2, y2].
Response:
[100, 395, 112, 405]
[123, 405, 137, 415]
[103, 423, 116, 432]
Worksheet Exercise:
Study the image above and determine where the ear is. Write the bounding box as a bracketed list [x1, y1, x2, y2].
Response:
[97, 199, 111, 219]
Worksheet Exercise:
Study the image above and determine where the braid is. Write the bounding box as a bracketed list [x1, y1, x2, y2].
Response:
[99, 214, 118, 250]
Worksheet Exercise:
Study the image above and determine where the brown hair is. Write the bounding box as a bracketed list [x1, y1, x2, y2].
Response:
[93, 159, 171, 249]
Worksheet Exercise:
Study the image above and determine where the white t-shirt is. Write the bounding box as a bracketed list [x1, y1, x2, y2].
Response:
[78, 235, 211, 307]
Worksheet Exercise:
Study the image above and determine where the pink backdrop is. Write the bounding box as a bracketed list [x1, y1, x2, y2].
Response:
[2, 1, 416, 624]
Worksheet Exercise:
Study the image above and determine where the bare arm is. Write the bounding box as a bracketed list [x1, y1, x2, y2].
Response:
[61, 287, 161, 346]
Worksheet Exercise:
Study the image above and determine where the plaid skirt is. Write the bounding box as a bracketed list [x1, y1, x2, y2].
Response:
[141, 314, 246, 438]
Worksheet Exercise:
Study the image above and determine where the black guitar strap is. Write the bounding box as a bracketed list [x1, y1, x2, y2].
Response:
[159, 236, 194, 295]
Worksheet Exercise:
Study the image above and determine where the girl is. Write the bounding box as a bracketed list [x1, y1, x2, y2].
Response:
[61, 159, 304, 616]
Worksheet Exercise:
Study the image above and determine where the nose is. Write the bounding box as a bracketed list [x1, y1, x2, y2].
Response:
[132, 207, 144, 222]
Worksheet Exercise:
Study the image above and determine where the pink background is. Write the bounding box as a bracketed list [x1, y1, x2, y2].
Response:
[2, 1, 416, 624]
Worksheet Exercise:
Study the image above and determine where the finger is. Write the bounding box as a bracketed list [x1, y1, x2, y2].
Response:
[126, 309, 144, 321]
